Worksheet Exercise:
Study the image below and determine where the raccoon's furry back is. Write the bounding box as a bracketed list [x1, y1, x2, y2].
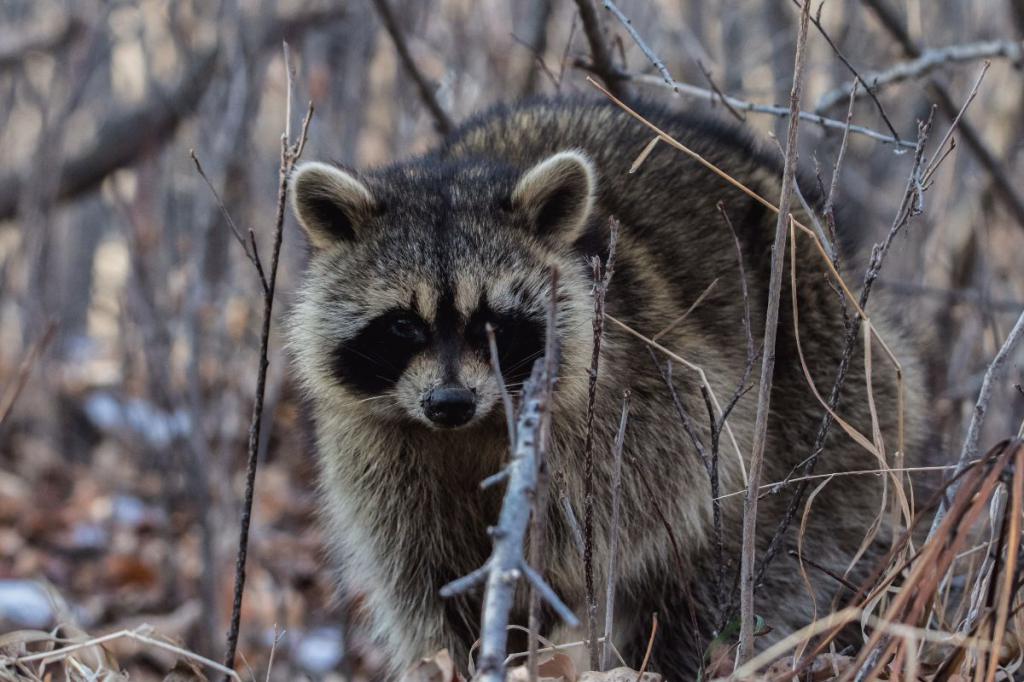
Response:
[289, 97, 926, 680]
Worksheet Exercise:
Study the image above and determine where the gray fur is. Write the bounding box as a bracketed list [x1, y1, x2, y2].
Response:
[286, 98, 925, 679]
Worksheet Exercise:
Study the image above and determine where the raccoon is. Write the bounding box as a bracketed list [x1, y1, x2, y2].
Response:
[286, 98, 924, 679]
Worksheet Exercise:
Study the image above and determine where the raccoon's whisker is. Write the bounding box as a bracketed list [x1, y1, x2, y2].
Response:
[354, 394, 396, 405]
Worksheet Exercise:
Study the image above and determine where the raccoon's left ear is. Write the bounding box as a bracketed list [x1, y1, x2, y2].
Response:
[290, 161, 377, 249]
[512, 151, 596, 244]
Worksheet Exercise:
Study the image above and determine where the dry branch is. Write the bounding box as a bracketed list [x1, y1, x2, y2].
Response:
[218, 45, 313, 674]
[928, 308, 1024, 539]
[0, 321, 56, 429]
[582, 218, 618, 670]
[0, 14, 82, 70]
[794, 0, 903, 146]
[371, 0, 454, 135]
[816, 39, 1024, 113]
[572, 0, 630, 101]
[439, 271, 579, 682]
[0, 6, 347, 223]
[737, 0, 811, 663]
[0, 48, 217, 222]
[623, 72, 915, 148]
[601, 391, 630, 671]
[601, 1, 674, 90]
[863, 0, 1024, 228]
[757, 112, 935, 590]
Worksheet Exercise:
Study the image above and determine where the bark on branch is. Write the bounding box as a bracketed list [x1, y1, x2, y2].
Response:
[0, 14, 83, 70]
[0, 6, 348, 223]
[863, 0, 1024, 229]
[816, 39, 1024, 112]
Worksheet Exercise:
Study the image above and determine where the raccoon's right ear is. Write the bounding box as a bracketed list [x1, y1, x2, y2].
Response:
[512, 151, 596, 244]
[290, 162, 377, 249]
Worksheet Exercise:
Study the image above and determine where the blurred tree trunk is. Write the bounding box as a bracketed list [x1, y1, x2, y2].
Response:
[518, 0, 554, 97]
[763, 0, 794, 138]
[56, 197, 105, 360]
[721, 0, 745, 92]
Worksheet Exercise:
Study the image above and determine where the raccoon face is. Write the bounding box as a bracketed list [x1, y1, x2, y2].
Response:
[287, 151, 596, 431]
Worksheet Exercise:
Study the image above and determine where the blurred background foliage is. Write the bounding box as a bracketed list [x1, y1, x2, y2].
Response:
[0, 0, 1022, 679]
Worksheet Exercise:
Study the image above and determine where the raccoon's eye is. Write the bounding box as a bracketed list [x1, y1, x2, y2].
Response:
[388, 315, 428, 344]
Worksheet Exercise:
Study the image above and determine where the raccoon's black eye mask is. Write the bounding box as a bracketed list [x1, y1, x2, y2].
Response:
[330, 302, 545, 396]
[331, 309, 430, 394]
[465, 305, 545, 388]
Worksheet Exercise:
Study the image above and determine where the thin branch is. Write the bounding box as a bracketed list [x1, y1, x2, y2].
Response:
[792, 0, 903, 146]
[821, 80, 858, 265]
[697, 60, 747, 122]
[816, 39, 1024, 113]
[0, 320, 56, 428]
[0, 48, 218, 222]
[863, 0, 1024, 228]
[582, 218, 619, 671]
[601, 391, 631, 671]
[927, 308, 1024, 540]
[621, 72, 915, 148]
[486, 323, 516, 449]
[370, 0, 454, 135]
[440, 272, 578, 682]
[572, 0, 629, 101]
[0, 14, 83, 70]
[189, 150, 264, 280]
[737, 0, 811, 663]
[6, 626, 240, 680]
[527, 272, 561, 681]
[221, 47, 313, 674]
[756, 110, 935, 590]
[601, 1, 673, 90]
[0, 5, 348, 222]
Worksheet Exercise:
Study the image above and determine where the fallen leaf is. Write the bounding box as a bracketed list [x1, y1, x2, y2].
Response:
[401, 648, 464, 682]
[163, 658, 209, 681]
[507, 651, 578, 681]
[578, 666, 662, 681]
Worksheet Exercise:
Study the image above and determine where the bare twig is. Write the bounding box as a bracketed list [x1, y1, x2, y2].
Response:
[440, 273, 578, 682]
[582, 218, 619, 670]
[527, 273, 562, 681]
[0, 14, 83, 70]
[792, 0, 903, 146]
[0, 320, 56, 429]
[5, 625, 240, 680]
[816, 39, 1024, 113]
[221, 44, 313, 674]
[737, 0, 811, 663]
[0, 5, 347, 222]
[601, 391, 631, 671]
[370, 0, 454, 135]
[635, 613, 658, 681]
[863, 0, 1024, 228]
[621, 72, 915, 148]
[572, 0, 629, 101]
[697, 60, 747, 122]
[922, 62, 991, 185]
[516, 0, 555, 96]
[601, 1, 673, 90]
[486, 323, 517, 450]
[189, 150, 265, 282]
[821, 80, 859, 264]
[757, 111, 935, 589]
[0, 48, 217, 222]
[927, 308, 1024, 540]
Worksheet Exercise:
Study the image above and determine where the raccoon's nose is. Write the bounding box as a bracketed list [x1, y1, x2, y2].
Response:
[423, 386, 476, 427]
